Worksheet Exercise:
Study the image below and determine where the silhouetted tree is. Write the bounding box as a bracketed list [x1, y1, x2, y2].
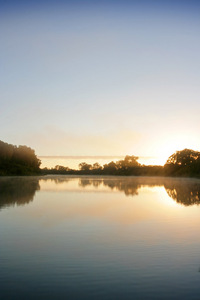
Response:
[55, 165, 70, 172]
[116, 155, 140, 169]
[92, 162, 102, 170]
[166, 149, 200, 166]
[0, 140, 41, 175]
[79, 162, 92, 171]
[164, 149, 200, 177]
[103, 161, 117, 174]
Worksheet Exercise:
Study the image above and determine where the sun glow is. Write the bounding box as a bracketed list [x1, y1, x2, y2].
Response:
[148, 133, 200, 166]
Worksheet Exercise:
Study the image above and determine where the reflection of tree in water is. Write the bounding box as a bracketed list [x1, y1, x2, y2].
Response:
[35, 175, 200, 206]
[0, 177, 40, 210]
[79, 176, 200, 205]
[45, 176, 70, 185]
[102, 178, 139, 196]
[79, 178, 139, 194]
[164, 178, 200, 206]
[79, 178, 139, 195]
[79, 177, 166, 196]
[79, 179, 102, 188]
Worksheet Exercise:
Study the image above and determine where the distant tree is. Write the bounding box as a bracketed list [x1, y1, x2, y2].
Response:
[116, 155, 140, 169]
[55, 165, 70, 172]
[92, 162, 102, 170]
[79, 162, 92, 171]
[103, 161, 117, 174]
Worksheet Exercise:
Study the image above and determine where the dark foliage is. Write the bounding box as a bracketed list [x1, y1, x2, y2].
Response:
[164, 149, 200, 177]
[0, 140, 41, 175]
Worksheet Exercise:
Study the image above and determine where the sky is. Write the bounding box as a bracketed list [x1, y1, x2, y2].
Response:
[1, 0, 200, 164]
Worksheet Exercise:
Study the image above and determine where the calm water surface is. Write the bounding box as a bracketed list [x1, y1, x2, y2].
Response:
[1, 176, 200, 299]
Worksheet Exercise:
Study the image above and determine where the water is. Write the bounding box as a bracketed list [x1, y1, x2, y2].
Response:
[1, 176, 200, 299]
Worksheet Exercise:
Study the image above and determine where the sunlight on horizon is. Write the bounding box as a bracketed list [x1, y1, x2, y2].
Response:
[40, 154, 170, 169]
[39, 135, 200, 169]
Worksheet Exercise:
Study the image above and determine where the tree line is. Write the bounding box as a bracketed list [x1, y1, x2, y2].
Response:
[0, 139, 200, 177]
[43, 149, 200, 178]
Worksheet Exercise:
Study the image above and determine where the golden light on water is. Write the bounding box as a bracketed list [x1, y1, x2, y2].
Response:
[32, 177, 200, 228]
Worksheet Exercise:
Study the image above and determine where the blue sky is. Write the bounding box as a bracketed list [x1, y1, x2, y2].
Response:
[1, 0, 200, 163]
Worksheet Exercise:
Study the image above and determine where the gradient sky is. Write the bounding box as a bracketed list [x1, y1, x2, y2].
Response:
[1, 0, 200, 164]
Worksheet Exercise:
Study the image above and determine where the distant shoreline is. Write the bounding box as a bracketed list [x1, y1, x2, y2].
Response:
[1, 140, 200, 178]
[39, 155, 161, 169]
